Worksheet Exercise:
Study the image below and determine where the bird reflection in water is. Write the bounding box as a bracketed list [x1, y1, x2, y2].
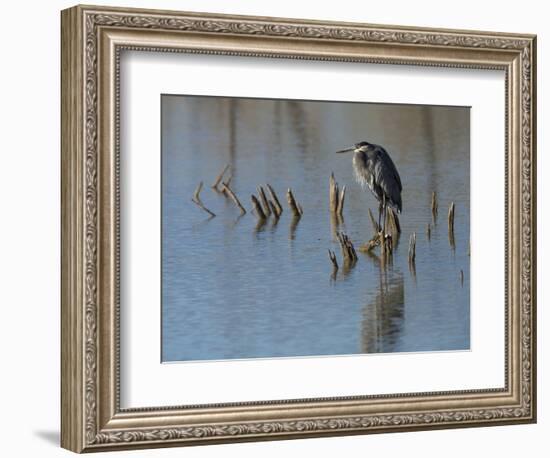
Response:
[361, 259, 405, 354]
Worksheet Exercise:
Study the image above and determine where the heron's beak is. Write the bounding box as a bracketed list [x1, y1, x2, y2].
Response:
[335, 147, 354, 154]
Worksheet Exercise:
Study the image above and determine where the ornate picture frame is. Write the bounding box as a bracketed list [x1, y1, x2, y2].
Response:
[61, 4, 536, 453]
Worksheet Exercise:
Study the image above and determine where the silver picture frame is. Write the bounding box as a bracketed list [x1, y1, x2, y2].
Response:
[61, 4, 536, 452]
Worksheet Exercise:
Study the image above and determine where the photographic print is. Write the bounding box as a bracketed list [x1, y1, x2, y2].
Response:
[161, 95, 470, 363]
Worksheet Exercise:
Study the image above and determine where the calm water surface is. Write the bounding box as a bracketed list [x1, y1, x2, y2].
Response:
[161, 95, 470, 362]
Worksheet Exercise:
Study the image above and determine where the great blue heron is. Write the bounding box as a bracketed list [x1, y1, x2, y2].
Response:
[336, 141, 402, 231]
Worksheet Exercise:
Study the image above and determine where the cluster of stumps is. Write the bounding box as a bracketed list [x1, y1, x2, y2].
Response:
[191, 164, 304, 229]
[190, 164, 460, 283]
[327, 173, 459, 281]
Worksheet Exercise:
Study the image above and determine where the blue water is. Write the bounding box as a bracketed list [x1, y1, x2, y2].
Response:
[161, 95, 470, 362]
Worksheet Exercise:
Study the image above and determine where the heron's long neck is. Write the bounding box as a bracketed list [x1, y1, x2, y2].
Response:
[352, 151, 370, 189]
[353, 150, 367, 169]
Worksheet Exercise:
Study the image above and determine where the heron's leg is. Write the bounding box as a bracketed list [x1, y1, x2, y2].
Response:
[382, 205, 387, 236]
[378, 201, 383, 229]
[381, 195, 387, 235]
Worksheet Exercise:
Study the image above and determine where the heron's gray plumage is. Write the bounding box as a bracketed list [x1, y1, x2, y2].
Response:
[352, 142, 402, 213]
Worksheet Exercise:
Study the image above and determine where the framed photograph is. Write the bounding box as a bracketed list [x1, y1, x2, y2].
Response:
[61, 4, 537, 453]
